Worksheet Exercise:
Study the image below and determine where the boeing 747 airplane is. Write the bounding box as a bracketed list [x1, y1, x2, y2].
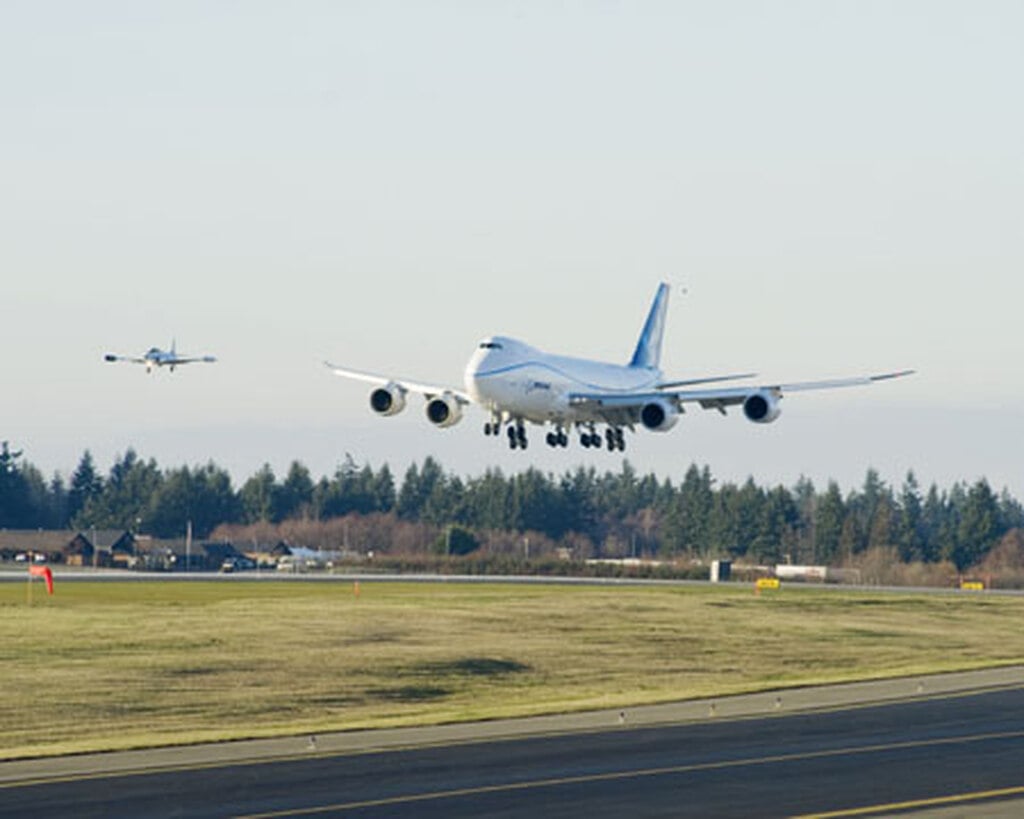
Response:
[104, 341, 216, 373]
[327, 283, 912, 451]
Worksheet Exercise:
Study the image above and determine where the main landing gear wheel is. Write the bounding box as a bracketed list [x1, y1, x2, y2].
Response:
[605, 427, 626, 451]
[546, 429, 569, 448]
[508, 423, 527, 450]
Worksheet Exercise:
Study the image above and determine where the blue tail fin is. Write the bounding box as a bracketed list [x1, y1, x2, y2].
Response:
[629, 283, 670, 369]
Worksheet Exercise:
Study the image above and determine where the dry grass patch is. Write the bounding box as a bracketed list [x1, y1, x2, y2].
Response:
[2, 580, 1023, 759]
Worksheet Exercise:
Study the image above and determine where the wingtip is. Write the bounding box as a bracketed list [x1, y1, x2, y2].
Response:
[871, 369, 916, 382]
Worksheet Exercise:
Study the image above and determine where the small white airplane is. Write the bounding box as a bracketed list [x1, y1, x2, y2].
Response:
[326, 283, 913, 451]
[104, 341, 216, 373]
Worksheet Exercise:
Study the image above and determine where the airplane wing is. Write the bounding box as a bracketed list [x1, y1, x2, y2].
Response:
[655, 373, 757, 390]
[104, 354, 146, 364]
[171, 355, 217, 364]
[571, 370, 915, 414]
[325, 362, 472, 404]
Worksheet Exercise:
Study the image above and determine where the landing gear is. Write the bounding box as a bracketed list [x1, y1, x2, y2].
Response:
[579, 426, 602, 449]
[489, 417, 622, 452]
[545, 428, 569, 448]
[507, 422, 527, 450]
[577, 426, 626, 450]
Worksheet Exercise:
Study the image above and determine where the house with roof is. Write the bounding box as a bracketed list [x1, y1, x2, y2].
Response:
[133, 536, 242, 571]
[0, 530, 73, 562]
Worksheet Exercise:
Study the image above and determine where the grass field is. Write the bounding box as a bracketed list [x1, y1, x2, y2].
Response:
[2, 579, 1023, 760]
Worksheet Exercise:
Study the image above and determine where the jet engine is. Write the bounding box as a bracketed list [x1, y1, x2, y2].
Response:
[369, 382, 407, 417]
[639, 398, 679, 432]
[743, 390, 782, 424]
[425, 392, 464, 428]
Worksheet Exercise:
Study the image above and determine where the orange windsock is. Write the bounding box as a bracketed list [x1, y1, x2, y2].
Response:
[29, 565, 54, 595]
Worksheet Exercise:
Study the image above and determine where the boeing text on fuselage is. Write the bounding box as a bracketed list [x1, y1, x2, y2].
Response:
[326, 283, 913, 452]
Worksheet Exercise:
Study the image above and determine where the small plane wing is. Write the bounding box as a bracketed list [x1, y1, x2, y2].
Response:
[571, 370, 915, 412]
[104, 354, 146, 364]
[325, 362, 472, 404]
[171, 355, 217, 364]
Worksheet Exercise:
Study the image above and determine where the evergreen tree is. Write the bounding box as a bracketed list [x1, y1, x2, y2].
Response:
[896, 471, 924, 562]
[814, 482, 845, 563]
[510, 468, 559, 535]
[20, 464, 54, 528]
[396, 462, 421, 520]
[559, 466, 598, 538]
[147, 463, 240, 538]
[0, 441, 31, 528]
[937, 483, 968, 568]
[868, 494, 896, 551]
[240, 464, 280, 523]
[754, 486, 799, 564]
[77, 449, 162, 531]
[278, 461, 314, 519]
[48, 474, 68, 529]
[951, 479, 1001, 571]
[920, 484, 945, 563]
[850, 468, 890, 553]
[372, 463, 396, 513]
[791, 476, 817, 562]
[663, 465, 714, 555]
[467, 467, 512, 531]
[998, 489, 1024, 532]
[397, 458, 444, 520]
[68, 450, 103, 524]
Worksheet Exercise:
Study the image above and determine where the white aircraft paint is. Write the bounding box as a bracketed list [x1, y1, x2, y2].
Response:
[104, 341, 217, 373]
[327, 283, 912, 451]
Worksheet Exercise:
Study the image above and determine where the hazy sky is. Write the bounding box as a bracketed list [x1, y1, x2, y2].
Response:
[2, 1, 1022, 497]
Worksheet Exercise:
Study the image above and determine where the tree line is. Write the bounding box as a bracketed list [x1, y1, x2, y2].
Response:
[2, 440, 1022, 571]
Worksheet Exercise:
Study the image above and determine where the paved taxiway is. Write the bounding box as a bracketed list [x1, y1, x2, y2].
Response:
[3, 667, 1024, 818]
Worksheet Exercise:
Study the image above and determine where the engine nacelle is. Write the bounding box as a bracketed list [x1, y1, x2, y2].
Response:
[369, 382, 406, 417]
[639, 398, 679, 432]
[743, 390, 782, 424]
[425, 392, 464, 428]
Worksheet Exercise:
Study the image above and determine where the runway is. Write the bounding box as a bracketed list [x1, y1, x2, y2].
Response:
[3, 670, 1024, 818]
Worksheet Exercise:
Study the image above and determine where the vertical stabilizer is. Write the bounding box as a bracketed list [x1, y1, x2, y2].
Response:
[629, 283, 670, 369]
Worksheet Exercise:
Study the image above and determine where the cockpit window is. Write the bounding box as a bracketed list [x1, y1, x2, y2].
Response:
[479, 342, 504, 350]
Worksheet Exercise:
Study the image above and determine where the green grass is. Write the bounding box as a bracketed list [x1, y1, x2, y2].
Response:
[2, 580, 1023, 760]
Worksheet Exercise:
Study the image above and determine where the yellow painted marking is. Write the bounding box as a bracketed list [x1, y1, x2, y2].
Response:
[792, 784, 1024, 817]
[756, 577, 780, 590]
[961, 581, 985, 591]
[236, 729, 1024, 818]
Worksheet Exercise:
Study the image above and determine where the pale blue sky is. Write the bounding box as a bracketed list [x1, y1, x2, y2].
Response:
[2, 1, 1022, 496]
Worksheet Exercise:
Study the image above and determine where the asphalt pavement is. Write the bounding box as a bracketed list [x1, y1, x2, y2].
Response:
[3, 666, 1024, 817]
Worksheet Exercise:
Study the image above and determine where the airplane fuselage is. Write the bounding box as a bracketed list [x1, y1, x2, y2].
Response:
[104, 344, 215, 372]
[464, 336, 661, 425]
[326, 282, 911, 453]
